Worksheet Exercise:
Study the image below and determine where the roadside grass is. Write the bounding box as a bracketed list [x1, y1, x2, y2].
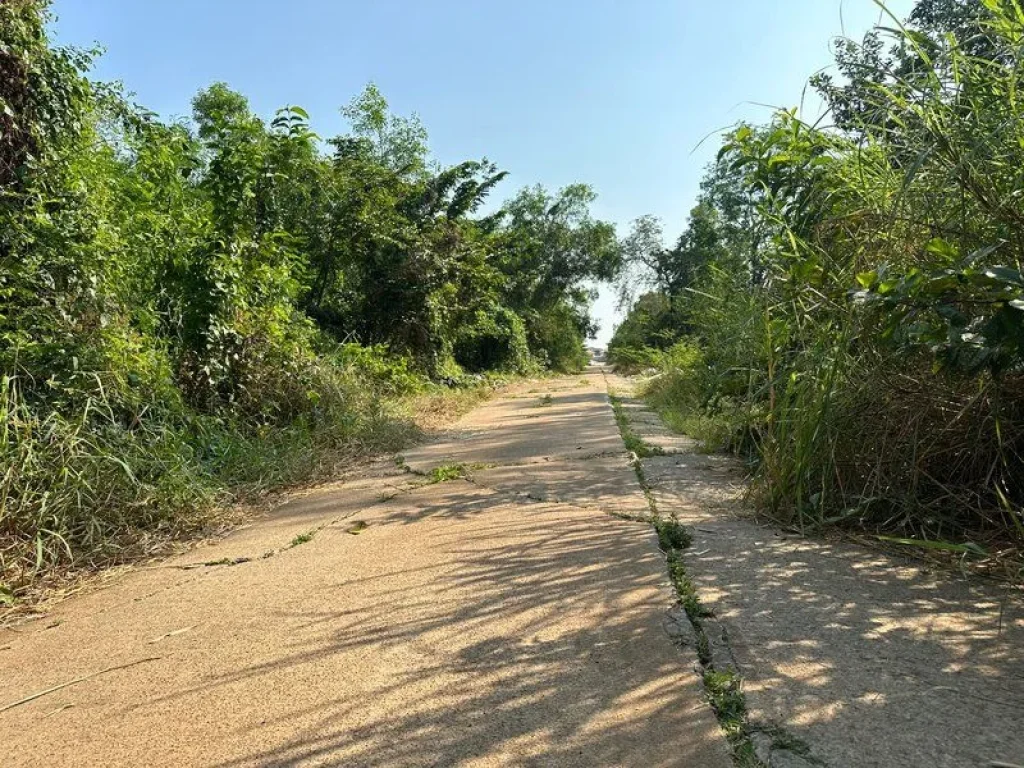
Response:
[643, 369, 1024, 580]
[646, 401, 733, 455]
[0, 377, 504, 612]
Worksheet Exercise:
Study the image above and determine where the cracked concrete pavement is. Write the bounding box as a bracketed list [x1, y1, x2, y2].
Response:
[9, 369, 1019, 768]
[607, 374, 1024, 768]
[0, 373, 732, 767]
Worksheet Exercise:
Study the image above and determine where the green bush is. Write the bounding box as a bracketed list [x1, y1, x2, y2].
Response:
[528, 302, 592, 373]
[453, 305, 532, 373]
[618, 1, 1024, 550]
[607, 345, 662, 375]
[334, 344, 426, 396]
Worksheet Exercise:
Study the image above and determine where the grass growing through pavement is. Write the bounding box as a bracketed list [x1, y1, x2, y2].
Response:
[654, 518, 691, 551]
[663, 533, 765, 767]
[428, 463, 468, 483]
[607, 384, 767, 767]
[609, 394, 665, 458]
[704, 670, 747, 735]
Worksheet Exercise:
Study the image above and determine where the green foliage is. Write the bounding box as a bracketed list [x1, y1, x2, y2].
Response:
[606, 292, 679, 372]
[642, 340, 750, 451]
[340, 83, 429, 176]
[334, 344, 426, 396]
[496, 183, 623, 371]
[528, 301, 592, 373]
[624, 0, 1024, 550]
[428, 463, 466, 484]
[453, 304, 532, 373]
[0, 2, 623, 588]
[654, 518, 692, 551]
[609, 394, 665, 458]
[609, 292, 675, 349]
[606, 345, 662, 375]
[703, 670, 747, 736]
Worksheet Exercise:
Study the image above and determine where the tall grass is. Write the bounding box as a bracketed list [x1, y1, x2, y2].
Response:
[0, 359, 494, 600]
[639, 2, 1024, 555]
[0, 374, 216, 588]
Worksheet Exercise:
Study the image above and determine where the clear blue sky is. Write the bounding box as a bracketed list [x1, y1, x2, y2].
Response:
[49, 0, 913, 345]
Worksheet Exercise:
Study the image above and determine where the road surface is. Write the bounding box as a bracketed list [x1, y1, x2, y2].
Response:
[1, 374, 732, 767]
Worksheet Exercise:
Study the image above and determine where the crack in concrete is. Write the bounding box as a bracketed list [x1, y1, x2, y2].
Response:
[601, 369, 821, 768]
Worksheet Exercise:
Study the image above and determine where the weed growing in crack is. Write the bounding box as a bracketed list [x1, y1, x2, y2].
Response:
[606, 378, 769, 767]
[289, 531, 315, 547]
[704, 670, 747, 732]
[203, 556, 252, 567]
[661, 521, 769, 766]
[655, 518, 692, 551]
[626, 452, 660, 516]
[428, 463, 467, 483]
[609, 395, 665, 458]
[666, 550, 712, 620]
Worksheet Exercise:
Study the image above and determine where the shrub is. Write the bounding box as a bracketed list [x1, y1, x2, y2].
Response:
[453, 305, 532, 373]
[607, 345, 662, 375]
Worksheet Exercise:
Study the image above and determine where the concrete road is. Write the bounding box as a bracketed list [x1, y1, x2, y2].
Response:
[0, 374, 732, 767]
[607, 375, 1024, 768]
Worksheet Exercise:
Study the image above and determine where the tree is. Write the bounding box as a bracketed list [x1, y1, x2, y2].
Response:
[340, 83, 429, 177]
[616, 215, 666, 310]
[495, 184, 621, 370]
[498, 184, 619, 305]
[812, 0, 1001, 138]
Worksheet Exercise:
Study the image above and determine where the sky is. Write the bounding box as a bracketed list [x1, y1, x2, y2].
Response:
[49, 0, 915, 346]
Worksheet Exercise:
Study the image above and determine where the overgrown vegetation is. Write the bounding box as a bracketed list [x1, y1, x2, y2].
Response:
[611, 0, 1024, 560]
[0, 1, 624, 594]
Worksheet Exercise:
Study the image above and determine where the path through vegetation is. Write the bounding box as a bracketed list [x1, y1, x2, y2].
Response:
[0, 374, 731, 767]
[3, 371, 1022, 767]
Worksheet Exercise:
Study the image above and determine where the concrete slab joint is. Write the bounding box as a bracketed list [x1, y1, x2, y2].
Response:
[604, 368, 1024, 768]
